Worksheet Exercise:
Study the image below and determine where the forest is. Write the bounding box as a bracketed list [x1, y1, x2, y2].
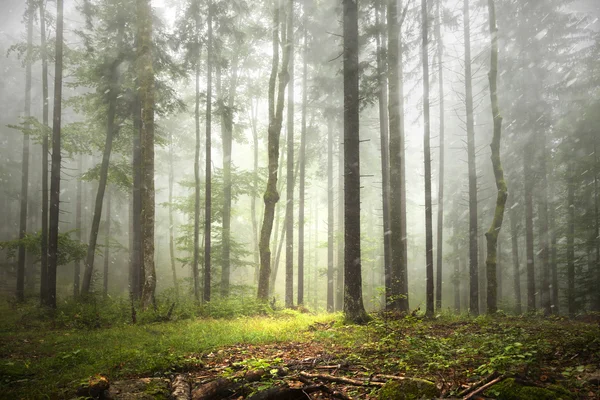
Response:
[0, 0, 599, 398]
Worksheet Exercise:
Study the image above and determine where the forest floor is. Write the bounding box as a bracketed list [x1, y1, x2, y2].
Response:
[0, 300, 599, 399]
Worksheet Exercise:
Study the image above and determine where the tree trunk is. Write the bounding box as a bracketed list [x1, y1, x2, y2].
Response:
[421, 0, 434, 317]
[343, 0, 369, 324]
[17, 0, 34, 303]
[298, 10, 308, 306]
[549, 162, 559, 313]
[168, 132, 179, 297]
[434, 0, 445, 312]
[327, 118, 334, 312]
[336, 125, 344, 312]
[193, 26, 202, 303]
[567, 158, 575, 316]
[46, 0, 64, 308]
[524, 142, 536, 312]
[204, 1, 213, 303]
[103, 189, 112, 297]
[388, 0, 408, 312]
[251, 100, 260, 283]
[595, 142, 600, 312]
[74, 156, 82, 297]
[509, 201, 522, 314]
[375, 0, 391, 309]
[40, 0, 50, 302]
[81, 58, 119, 295]
[453, 237, 460, 312]
[537, 132, 551, 315]
[131, 95, 143, 300]
[484, 0, 507, 315]
[221, 50, 239, 299]
[464, 0, 479, 316]
[138, 0, 156, 310]
[257, 0, 291, 302]
[285, 0, 295, 308]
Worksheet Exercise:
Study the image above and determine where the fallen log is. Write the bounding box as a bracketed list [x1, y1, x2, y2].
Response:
[299, 371, 384, 387]
[456, 372, 498, 397]
[172, 375, 191, 400]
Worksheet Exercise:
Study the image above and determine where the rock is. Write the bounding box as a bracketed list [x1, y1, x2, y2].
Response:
[105, 377, 170, 400]
[378, 378, 441, 400]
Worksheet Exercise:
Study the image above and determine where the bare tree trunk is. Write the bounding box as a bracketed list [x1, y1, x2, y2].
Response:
[204, 1, 213, 303]
[453, 237, 460, 312]
[464, 0, 479, 316]
[343, 0, 369, 324]
[138, 0, 156, 309]
[81, 56, 120, 295]
[375, 0, 391, 309]
[434, 0, 445, 312]
[595, 142, 600, 312]
[47, 0, 64, 308]
[537, 132, 551, 315]
[285, 0, 295, 308]
[17, 0, 33, 303]
[388, 0, 408, 312]
[193, 26, 202, 302]
[336, 127, 344, 312]
[250, 100, 260, 283]
[524, 142, 536, 312]
[168, 131, 179, 297]
[130, 95, 143, 300]
[484, 0, 507, 315]
[549, 162, 559, 313]
[298, 11, 308, 306]
[566, 158, 575, 316]
[74, 156, 82, 297]
[327, 118, 334, 312]
[257, 0, 291, 301]
[103, 189, 112, 297]
[509, 201, 522, 314]
[40, 0, 50, 302]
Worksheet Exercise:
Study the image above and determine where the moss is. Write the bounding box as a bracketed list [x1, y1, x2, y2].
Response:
[378, 379, 440, 400]
[484, 378, 574, 400]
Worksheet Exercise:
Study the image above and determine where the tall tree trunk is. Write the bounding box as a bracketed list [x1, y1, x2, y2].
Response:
[103, 189, 112, 297]
[388, 0, 408, 312]
[434, 0, 445, 312]
[17, 0, 34, 303]
[484, 0, 506, 314]
[298, 11, 308, 306]
[193, 28, 202, 302]
[336, 125, 344, 311]
[453, 237, 460, 312]
[221, 51, 239, 299]
[250, 100, 260, 283]
[464, 0, 479, 316]
[81, 57, 120, 295]
[204, 1, 213, 303]
[327, 118, 334, 312]
[40, 0, 50, 302]
[74, 156, 82, 297]
[422, 0, 434, 317]
[343, 0, 369, 324]
[566, 159, 575, 316]
[509, 201, 522, 314]
[285, 0, 295, 308]
[131, 95, 143, 300]
[375, 0, 391, 309]
[47, 0, 64, 308]
[549, 162, 559, 313]
[257, 0, 291, 302]
[537, 133, 551, 315]
[168, 132, 179, 297]
[594, 142, 600, 312]
[138, 0, 156, 309]
[524, 142, 536, 312]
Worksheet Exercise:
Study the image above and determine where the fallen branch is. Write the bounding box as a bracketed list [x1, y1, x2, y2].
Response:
[192, 369, 268, 400]
[372, 374, 436, 386]
[171, 375, 190, 400]
[297, 376, 353, 400]
[299, 371, 384, 387]
[462, 375, 505, 400]
[456, 372, 498, 397]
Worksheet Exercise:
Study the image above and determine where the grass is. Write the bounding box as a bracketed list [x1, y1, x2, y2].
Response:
[0, 297, 337, 399]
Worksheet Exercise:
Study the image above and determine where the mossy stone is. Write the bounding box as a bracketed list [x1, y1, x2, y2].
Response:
[484, 378, 574, 400]
[378, 378, 440, 400]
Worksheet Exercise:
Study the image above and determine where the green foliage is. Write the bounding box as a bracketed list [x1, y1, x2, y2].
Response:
[484, 378, 573, 400]
[0, 231, 87, 266]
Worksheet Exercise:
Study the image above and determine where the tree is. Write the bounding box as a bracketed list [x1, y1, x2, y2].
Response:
[327, 118, 334, 312]
[343, 0, 369, 324]
[298, 7, 308, 306]
[434, 0, 445, 312]
[285, 0, 295, 308]
[168, 131, 179, 297]
[103, 189, 112, 297]
[17, 0, 34, 303]
[47, 0, 65, 308]
[484, 0, 506, 315]
[388, 0, 408, 312]
[257, 0, 291, 302]
[204, 0, 213, 303]
[137, 0, 156, 309]
[464, 0, 478, 316]
[422, 0, 434, 317]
